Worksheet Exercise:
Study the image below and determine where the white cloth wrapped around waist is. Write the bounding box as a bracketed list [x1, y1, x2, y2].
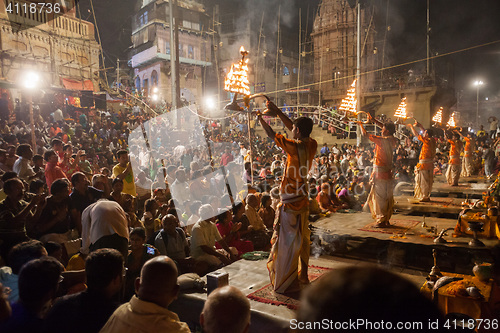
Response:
[373, 165, 392, 173]
[419, 159, 433, 165]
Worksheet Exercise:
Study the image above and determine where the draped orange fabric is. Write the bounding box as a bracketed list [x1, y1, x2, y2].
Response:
[448, 139, 463, 165]
[274, 134, 317, 211]
[369, 135, 397, 180]
[464, 137, 472, 152]
[417, 135, 436, 170]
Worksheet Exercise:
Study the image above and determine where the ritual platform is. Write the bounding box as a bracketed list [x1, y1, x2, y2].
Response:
[398, 181, 489, 198]
[310, 211, 498, 275]
[394, 196, 469, 217]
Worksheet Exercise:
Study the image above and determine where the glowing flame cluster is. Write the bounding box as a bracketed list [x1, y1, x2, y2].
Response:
[394, 97, 407, 119]
[432, 107, 443, 124]
[224, 47, 250, 96]
[339, 79, 357, 114]
[447, 112, 456, 128]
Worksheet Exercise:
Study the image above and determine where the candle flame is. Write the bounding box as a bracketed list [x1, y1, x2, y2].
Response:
[447, 112, 456, 127]
[432, 107, 443, 124]
[394, 97, 407, 119]
[339, 79, 357, 115]
[224, 48, 251, 96]
[240, 46, 245, 53]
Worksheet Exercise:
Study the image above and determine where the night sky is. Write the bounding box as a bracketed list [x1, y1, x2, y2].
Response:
[77, 0, 500, 100]
[379, 0, 500, 99]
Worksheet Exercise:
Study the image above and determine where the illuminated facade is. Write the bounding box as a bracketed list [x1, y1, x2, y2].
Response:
[0, 0, 100, 90]
[129, 0, 212, 104]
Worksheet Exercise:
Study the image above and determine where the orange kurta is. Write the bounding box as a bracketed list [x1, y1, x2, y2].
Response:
[448, 139, 463, 165]
[463, 137, 472, 152]
[417, 135, 437, 170]
[274, 134, 317, 211]
[369, 135, 398, 179]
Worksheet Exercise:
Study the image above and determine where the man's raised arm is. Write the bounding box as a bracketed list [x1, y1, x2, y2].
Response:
[266, 100, 294, 131]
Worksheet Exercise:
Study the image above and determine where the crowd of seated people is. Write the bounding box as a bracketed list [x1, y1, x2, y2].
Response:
[0, 95, 499, 331]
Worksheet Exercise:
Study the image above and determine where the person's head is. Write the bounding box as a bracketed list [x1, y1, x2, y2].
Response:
[292, 117, 314, 139]
[261, 193, 271, 208]
[166, 165, 177, 179]
[136, 256, 179, 308]
[44, 241, 63, 263]
[423, 128, 435, 139]
[216, 210, 231, 225]
[199, 204, 216, 223]
[382, 122, 396, 136]
[116, 149, 129, 165]
[232, 202, 245, 217]
[296, 266, 444, 332]
[200, 286, 251, 333]
[8, 240, 48, 275]
[44, 150, 59, 163]
[71, 172, 89, 192]
[32, 154, 43, 167]
[100, 167, 111, 177]
[85, 248, 124, 296]
[190, 201, 202, 217]
[29, 179, 46, 195]
[51, 178, 70, 199]
[18, 257, 64, 310]
[175, 168, 186, 183]
[4, 178, 24, 202]
[321, 182, 330, 194]
[63, 144, 73, 155]
[137, 170, 146, 182]
[162, 214, 178, 234]
[129, 227, 147, 252]
[112, 177, 124, 193]
[144, 198, 158, 213]
[92, 174, 108, 192]
[16, 144, 33, 159]
[246, 193, 259, 209]
[51, 138, 63, 152]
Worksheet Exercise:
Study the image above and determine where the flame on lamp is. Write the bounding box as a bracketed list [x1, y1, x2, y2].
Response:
[394, 97, 407, 119]
[339, 79, 357, 115]
[432, 107, 443, 124]
[224, 46, 251, 96]
[447, 112, 456, 128]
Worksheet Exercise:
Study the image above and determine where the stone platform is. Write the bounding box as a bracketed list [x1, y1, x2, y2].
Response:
[394, 196, 471, 217]
[398, 182, 489, 198]
[310, 211, 498, 275]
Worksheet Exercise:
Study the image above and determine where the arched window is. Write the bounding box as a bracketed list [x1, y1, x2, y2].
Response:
[135, 77, 141, 91]
[283, 66, 290, 76]
[151, 70, 158, 87]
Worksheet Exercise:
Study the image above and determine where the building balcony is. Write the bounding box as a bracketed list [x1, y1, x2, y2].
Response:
[131, 45, 212, 68]
[1, 0, 95, 39]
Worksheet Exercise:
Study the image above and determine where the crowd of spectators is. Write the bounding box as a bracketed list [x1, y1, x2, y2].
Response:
[0, 99, 499, 331]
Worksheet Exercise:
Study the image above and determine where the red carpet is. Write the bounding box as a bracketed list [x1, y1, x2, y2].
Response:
[246, 265, 332, 310]
[359, 218, 421, 234]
